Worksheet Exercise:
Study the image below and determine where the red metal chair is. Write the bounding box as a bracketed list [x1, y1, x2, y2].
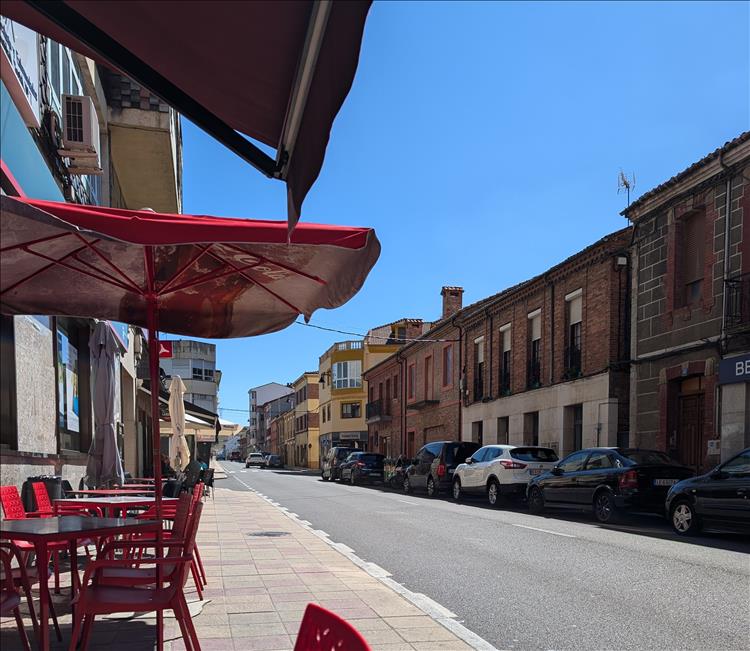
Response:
[0, 542, 62, 642]
[69, 502, 204, 651]
[294, 603, 371, 651]
[0, 546, 32, 651]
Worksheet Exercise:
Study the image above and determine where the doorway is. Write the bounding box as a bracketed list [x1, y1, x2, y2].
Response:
[672, 376, 707, 473]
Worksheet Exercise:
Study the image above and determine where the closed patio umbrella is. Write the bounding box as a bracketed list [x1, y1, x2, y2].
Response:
[168, 376, 190, 472]
[85, 320, 125, 487]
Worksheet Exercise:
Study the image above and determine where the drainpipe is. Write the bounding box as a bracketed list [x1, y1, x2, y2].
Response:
[451, 316, 464, 441]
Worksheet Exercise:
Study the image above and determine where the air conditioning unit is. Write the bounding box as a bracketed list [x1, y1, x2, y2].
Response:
[58, 93, 102, 175]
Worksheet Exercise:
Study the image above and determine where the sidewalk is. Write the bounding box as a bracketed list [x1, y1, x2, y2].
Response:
[0, 484, 489, 651]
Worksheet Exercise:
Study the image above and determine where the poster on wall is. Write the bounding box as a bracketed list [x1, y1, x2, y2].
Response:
[66, 340, 80, 432]
[56, 330, 67, 429]
[0, 17, 40, 127]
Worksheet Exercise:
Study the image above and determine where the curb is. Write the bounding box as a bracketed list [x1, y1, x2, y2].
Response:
[223, 473, 500, 651]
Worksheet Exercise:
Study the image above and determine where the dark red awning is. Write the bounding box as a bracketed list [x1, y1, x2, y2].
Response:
[1, 1, 372, 229]
[0, 195, 380, 338]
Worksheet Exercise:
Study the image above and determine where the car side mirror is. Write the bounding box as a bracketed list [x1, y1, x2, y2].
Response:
[465, 457, 474, 464]
[551, 466, 563, 475]
[710, 469, 728, 480]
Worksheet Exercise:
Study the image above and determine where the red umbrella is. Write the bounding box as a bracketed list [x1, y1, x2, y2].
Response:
[1, 1, 372, 229]
[0, 194, 379, 522]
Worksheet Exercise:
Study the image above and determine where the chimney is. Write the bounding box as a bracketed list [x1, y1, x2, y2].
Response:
[441, 286, 464, 319]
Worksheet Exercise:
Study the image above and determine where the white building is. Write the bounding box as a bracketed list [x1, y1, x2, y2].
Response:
[159, 340, 221, 413]
[248, 383, 294, 451]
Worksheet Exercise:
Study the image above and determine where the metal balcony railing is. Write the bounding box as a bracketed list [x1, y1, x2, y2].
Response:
[564, 345, 582, 379]
[726, 273, 750, 333]
[366, 399, 391, 422]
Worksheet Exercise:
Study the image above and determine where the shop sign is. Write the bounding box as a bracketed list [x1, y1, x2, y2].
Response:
[718, 353, 750, 385]
[339, 432, 363, 440]
[108, 321, 129, 349]
[196, 431, 216, 443]
[159, 341, 173, 358]
[0, 17, 40, 127]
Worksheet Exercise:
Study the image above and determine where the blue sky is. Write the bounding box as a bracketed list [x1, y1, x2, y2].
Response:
[178, 0, 749, 423]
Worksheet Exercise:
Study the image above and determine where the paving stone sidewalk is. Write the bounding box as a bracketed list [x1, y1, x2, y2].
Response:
[1, 485, 481, 651]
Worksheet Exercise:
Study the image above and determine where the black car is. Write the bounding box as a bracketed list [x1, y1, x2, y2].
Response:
[321, 446, 357, 481]
[265, 454, 284, 469]
[665, 447, 750, 535]
[527, 447, 694, 523]
[339, 452, 386, 485]
[404, 440, 481, 497]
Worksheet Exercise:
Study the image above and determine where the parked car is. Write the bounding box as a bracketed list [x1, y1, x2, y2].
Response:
[265, 454, 284, 469]
[321, 446, 357, 481]
[665, 447, 750, 536]
[403, 440, 481, 497]
[453, 445, 559, 506]
[527, 447, 694, 523]
[339, 452, 386, 485]
[245, 452, 266, 468]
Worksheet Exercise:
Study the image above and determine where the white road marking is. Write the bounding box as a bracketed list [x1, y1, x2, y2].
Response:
[512, 523, 576, 538]
[397, 499, 418, 505]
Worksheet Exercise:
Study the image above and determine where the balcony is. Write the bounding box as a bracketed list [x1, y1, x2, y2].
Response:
[563, 345, 582, 379]
[527, 358, 541, 389]
[365, 399, 392, 424]
[726, 274, 750, 334]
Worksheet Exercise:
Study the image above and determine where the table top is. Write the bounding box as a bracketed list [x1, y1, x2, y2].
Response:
[70, 489, 155, 496]
[55, 496, 177, 506]
[0, 516, 160, 542]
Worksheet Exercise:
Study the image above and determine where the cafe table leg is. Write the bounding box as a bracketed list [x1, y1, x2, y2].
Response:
[69, 539, 79, 597]
[33, 541, 50, 651]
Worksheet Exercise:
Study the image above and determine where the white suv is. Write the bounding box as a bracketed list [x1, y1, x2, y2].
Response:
[452, 445, 559, 506]
[245, 452, 266, 468]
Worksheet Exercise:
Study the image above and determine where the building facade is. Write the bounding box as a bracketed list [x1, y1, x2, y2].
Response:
[624, 133, 750, 472]
[159, 340, 220, 413]
[261, 393, 295, 456]
[290, 372, 319, 468]
[0, 17, 181, 488]
[460, 231, 631, 455]
[247, 382, 294, 452]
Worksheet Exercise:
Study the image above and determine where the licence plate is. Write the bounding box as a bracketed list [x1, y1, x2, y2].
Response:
[653, 478, 678, 486]
[529, 468, 543, 475]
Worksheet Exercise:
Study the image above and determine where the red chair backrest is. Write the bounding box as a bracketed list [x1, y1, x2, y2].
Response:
[294, 603, 371, 651]
[0, 486, 26, 520]
[167, 493, 192, 551]
[191, 482, 204, 505]
[32, 482, 53, 514]
[163, 501, 203, 590]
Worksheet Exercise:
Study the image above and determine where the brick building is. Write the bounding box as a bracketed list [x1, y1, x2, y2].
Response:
[624, 133, 750, 472]
[459, 229, 631, 455]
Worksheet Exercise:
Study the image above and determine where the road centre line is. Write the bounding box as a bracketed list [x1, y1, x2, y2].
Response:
[512, 523, 576, 538]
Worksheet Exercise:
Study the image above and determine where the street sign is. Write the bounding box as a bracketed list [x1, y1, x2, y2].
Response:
[718, 353, 750, 385]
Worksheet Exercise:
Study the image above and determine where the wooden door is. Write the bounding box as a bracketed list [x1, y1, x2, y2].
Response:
[677, 393, 704, 472]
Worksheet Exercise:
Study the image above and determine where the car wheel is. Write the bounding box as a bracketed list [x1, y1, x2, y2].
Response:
[426, 476, 437, 498]
[452, 479, 462, 501]
[321, 472, 329, 482]
[245, 464, 249, 468]
[403, 476, 412, 493]
[593, 490, 618, 523]
[671, 499, 701, 536]
[487, 479, 502, 507]
[528, 486, 545, 514]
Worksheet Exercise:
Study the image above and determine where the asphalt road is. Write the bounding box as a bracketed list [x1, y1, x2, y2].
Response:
[217, 461, 749, 651]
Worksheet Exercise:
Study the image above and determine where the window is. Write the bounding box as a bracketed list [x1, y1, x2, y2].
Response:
[393, 374, 398, 398]
[497, 416, 509, 445]
[424, 356, 433, 399]
[565, 290, 582, 377]
[473, 336, 485, 401]
[471, 420, 483, 446]
[564, 403, 583, 452]
[678, 211, 705, 307]
[722, 451, 750, 475]
[341, 402, 361, 419]
[499, 324, 511, 393]
[327, 404, 331, 420]
[321, 408, 326, 423]
[558, 450, 589, 473]
[442, 345, 453, 387]
[191, 359, 216, 381]
[511, 447, 558, 462]
[407, 364, 415, 399]
[485, 447, 505, 461]
[385, 379, 391, 413]
[523, 411, 539, 446]
[470, 448, 488, 463]
[585, 451, 613, 469]
[332, 360, 362, 389]
[527, 310, 541, 388]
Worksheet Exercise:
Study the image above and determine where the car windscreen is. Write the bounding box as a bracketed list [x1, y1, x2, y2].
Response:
[444, 442, 480, 465]
[360, 454, 384, 465]
[336, 448, 354, 459]
[510, 447, 559, 462]
[618, 450, 680, 466]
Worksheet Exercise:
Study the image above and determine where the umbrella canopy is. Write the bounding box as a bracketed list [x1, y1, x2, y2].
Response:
[85, 320, 125, 488]
[167, 376, 190, 472]
[1, 0, 372, 229]
[0, 196, 380, 337]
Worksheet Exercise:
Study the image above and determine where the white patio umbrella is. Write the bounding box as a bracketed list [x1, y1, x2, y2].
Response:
[168, 375, 191, 471]
[85, 321, 125, 487]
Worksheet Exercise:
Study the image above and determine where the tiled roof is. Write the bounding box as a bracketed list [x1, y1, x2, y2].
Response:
[622, 131, 750, 217]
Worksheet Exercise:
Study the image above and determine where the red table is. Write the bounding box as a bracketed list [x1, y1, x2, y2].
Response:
[55, 496, 177, 518]
[0, 516, 160, 651]
[69, 488, 156, 496]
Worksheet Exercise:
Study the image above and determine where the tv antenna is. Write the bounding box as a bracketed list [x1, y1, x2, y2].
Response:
[618, 170, 636, 208]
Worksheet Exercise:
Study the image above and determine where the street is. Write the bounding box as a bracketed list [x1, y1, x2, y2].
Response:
[219, 461, 749, 651]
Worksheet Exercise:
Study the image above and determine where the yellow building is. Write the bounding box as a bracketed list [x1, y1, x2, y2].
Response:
[317, 320, 420, 463]
[290, 372, 320, 469]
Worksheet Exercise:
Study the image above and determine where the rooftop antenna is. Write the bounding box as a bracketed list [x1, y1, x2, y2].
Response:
[618, 170, 636, 209]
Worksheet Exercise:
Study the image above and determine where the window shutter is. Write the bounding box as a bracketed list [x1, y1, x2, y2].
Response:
[530, 314, 541, 341]
[569, 295, 582, 325]
[501, 327, 511, 352]
[683, 212, 705, 283]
